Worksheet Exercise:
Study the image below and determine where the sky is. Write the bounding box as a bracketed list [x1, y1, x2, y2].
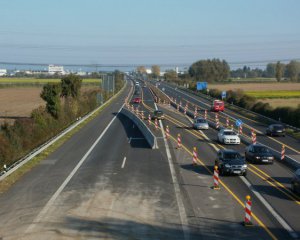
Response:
[0, 0, 300, 67]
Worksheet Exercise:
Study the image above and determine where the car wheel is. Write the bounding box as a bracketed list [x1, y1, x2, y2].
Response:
[243, 171, 247, 177]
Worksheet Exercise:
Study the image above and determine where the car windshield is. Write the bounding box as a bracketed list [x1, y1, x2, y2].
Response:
[223, 152, 241, 160]
[223, 131, 236, 136]
[253, 146, 270, 153]
[196, 119, 206, 123]
[155, 111, 163, 115]
[273, 125, 284, 130]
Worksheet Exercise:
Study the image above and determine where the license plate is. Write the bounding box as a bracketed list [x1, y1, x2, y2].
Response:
[233, 170, 241, 174]
[262, 159, 269, 162]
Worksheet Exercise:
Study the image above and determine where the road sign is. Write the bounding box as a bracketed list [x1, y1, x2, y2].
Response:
[235, 119, 243, 127]
[221, 91, 226, 99]
[197, 82, 207, 90]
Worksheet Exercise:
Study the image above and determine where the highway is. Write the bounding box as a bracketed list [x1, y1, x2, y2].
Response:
[144, 80, 300, 239]
[0, 78, 299, 239]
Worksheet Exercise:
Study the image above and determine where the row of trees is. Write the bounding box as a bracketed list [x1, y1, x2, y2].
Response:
[230, 60, 300, 81]
[0, 73, 123, 170]
[136, 59, 300, 83]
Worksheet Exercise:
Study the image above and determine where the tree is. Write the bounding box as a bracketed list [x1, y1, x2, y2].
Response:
[275, 61, 283, 82]
[265, 63, 276, 78]
[40, 83, 61, 118]
[61, 74, 82, 99]
[286, 60, 300, 82]
[151, 65, 160, 78]
[164, 70, 178, 81]
[189, 59, 230, 82]
[136, 66, 147, 74]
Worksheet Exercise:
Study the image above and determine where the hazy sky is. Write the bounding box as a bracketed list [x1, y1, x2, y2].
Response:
[1, 0, 300, 66]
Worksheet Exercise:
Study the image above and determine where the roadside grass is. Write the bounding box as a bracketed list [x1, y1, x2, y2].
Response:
[229, 77, 276, 82]
[245, 91, 300, 99]
[0, 83, 126, 194]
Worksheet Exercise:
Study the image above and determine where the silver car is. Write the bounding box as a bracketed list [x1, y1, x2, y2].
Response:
[193, 118, 209, 130]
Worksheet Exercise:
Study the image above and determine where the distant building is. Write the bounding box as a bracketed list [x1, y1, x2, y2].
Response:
[48, 65, 65, 75]
[0, 69, 7, 76]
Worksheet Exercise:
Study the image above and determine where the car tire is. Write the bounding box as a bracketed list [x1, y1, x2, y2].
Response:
[243, 171, 247, 177]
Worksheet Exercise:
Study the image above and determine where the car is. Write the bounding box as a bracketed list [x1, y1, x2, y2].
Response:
[245, 144, 274, 164]
[133, 97, 141, 103]
[218, 128, 241, 144]
[193, 117, 209, 130]
[291, 169, 300, 194]
[152, 110, 164, 120]
[266, 124, 285, 137]
[215, 149, 247, 176]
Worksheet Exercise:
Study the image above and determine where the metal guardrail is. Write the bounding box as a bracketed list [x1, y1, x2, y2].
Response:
[0, 81, 128, 180]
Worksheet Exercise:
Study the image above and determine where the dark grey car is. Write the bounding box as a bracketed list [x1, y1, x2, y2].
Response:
[245, 144, 274, 164]
[215, 149, 247, 176]
[291, 169, 300, 194]
[266, 124, 285, 137]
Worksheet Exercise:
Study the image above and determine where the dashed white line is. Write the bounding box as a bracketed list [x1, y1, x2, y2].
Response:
[25, 103, 125, 234]
[121, 157, 127, 169]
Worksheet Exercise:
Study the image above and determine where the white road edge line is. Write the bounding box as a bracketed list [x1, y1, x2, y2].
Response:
[185, 116, 298, 239]
[154, 103, 190, 240]
[25, 103, 125, 234]
[121, 157, 127, 169]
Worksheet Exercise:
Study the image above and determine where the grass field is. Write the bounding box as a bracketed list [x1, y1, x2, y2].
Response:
[245, 90, 300, 99]
[209, 82, 300, 91]
[260, 98, 300, 108]
[0, 78, 101, 84]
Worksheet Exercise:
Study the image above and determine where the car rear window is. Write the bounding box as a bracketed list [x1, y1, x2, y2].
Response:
[224, 131, 236, 135]
[273, 125, 284, 130]
[224, 153, 241, 159]
[197, 119, 206, 123]
[253, 146, 270, 153]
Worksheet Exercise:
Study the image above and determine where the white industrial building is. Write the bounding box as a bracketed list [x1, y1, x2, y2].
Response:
[0, 69, 7, 76]
[48, 65, 65, 75]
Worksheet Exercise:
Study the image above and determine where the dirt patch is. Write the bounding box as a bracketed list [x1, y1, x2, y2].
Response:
[259, 98, 300, 109]
[0, 86, 98, 125]
[209, 82, 300, 91]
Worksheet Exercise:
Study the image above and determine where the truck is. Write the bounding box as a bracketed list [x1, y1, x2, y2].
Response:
[211, 100, 224, 112]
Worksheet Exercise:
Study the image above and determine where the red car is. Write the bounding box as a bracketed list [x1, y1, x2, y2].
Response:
[133, 97, 142, 103]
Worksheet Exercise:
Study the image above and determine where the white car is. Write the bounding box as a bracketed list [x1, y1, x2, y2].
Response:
[218, 129, 241, 145]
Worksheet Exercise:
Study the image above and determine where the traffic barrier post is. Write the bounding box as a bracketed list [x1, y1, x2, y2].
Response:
[166, 125, 170, 139]
[176, 134, 182, 149]
[192, 147, 198, 166]
[244, 195, 253, 226]
[281, 145, 285, 160]
[213, 166, 220, 190]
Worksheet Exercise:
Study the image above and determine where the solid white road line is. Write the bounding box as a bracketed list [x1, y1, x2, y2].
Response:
[25, 103, 125, 234]
[121, 157, 127, 169]
[185, 114, 298, 239]
[154, 102, 190, 240]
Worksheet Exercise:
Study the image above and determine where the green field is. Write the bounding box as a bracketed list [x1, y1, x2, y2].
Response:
[245, 90, 300, 99]
[0, 78, 101, 84]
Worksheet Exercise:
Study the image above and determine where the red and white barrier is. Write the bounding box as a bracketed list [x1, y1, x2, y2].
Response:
[177, 134, 182, 148]
[184, 105, 187, 115]
[251, 129, 257, 144]
[194, 107, 197, 119]
[239, 125, 243, 135]
[155, 118, 158, 130]
[166, 125, 170, 139]
[192, 147, 198, 166]
[226, 117, 229, 128]
[281, 145, 285, 160]
[148, 114, 151, 125]
[244, 195, 253, 226]
[213, 166, 220, 190]
[204, 110, 207, 119]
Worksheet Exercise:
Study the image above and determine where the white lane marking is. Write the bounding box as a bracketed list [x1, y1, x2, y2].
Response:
[121, 157, 127, 169]
[128, 137, 132, 143]
[240, 176, 298, 239]
[185, 114, 298, 239]
[155, 102, 190, 240]
[209, 196, 216, 201]
[25, 103, 125, 234]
